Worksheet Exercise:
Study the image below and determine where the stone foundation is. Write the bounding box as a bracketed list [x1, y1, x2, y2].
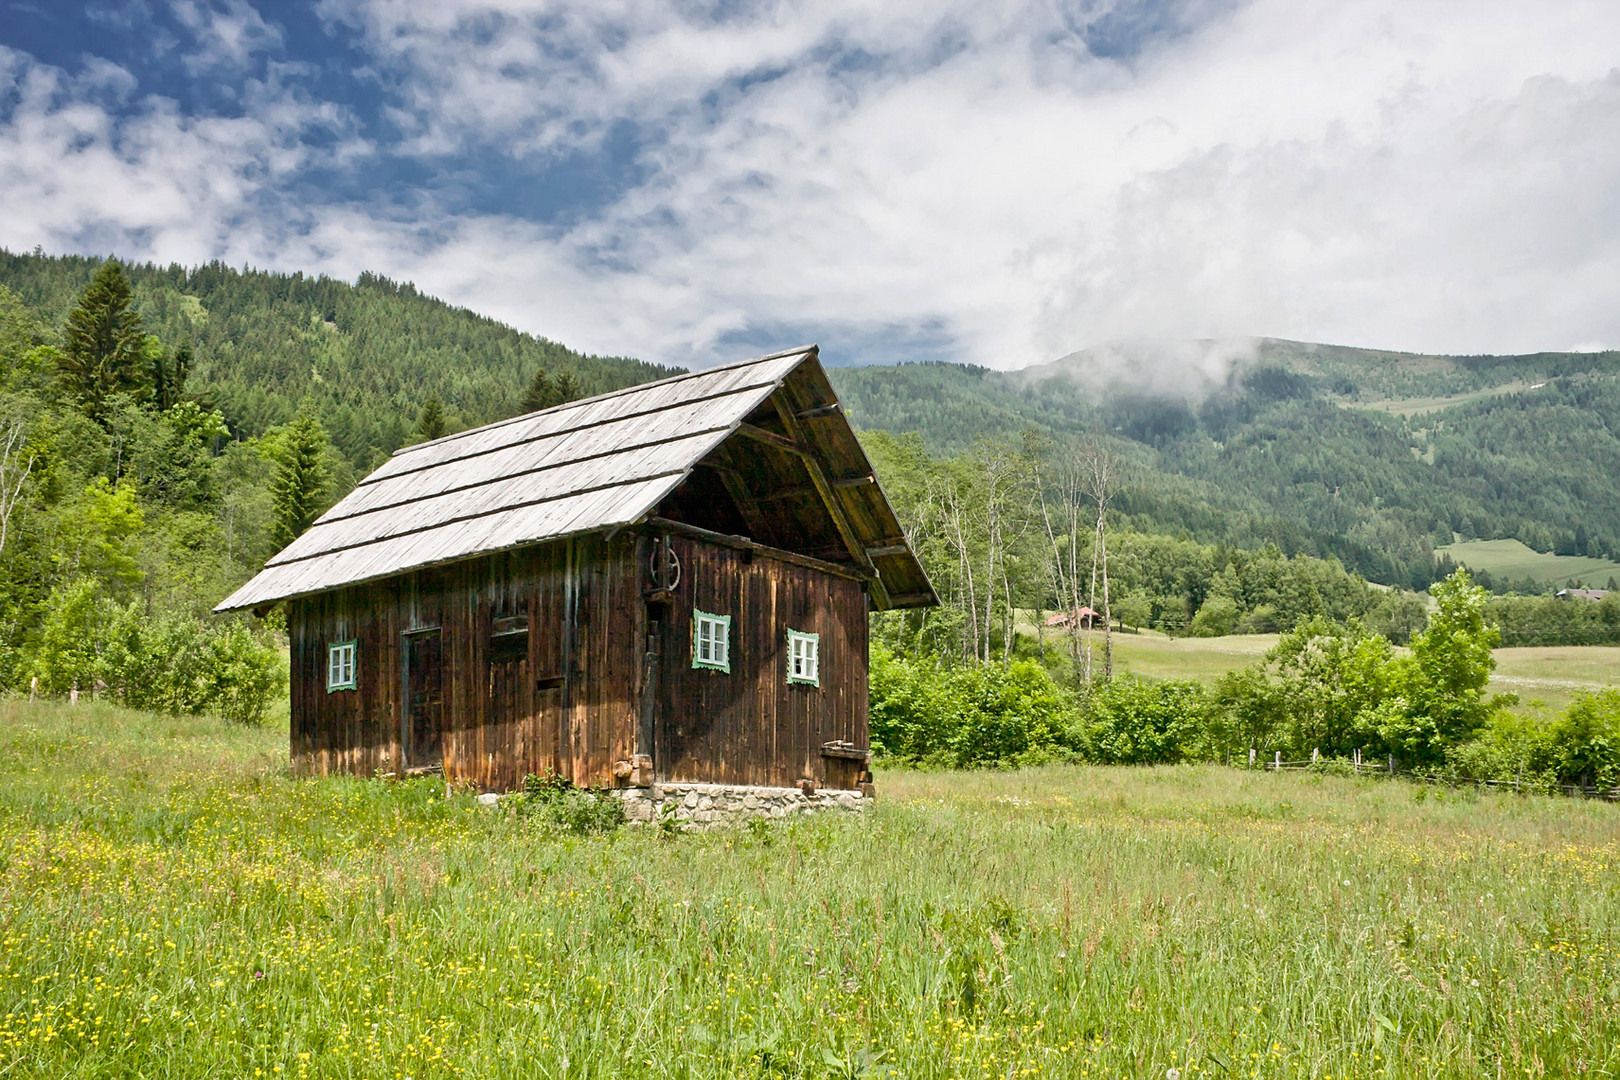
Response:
[611, 782, 869, 827]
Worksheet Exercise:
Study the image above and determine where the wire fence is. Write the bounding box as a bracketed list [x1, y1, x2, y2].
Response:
[1245, 747, 1620, 801]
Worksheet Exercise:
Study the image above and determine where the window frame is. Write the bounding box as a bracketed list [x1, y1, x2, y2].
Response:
[326, 639, 358, 692]
[786, 628, 820, 687]
[691, 609, 731, 673]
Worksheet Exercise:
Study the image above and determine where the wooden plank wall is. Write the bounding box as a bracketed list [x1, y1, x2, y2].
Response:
[287, 533, 643, 790]
[656, 534, 869, 788]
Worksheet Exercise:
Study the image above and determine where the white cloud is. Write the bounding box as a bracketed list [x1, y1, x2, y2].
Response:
[5, 0, 1620, 373]
[170, 0, 284, 74]
[0, 45, 356, 265]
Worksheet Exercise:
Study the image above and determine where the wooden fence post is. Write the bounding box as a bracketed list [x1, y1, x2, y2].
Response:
[1312, 747, 1320, 763]
[1388, 753, 1395, 776]
[1274, 751, 1281, 769]
[1249, 748, 1257, 768]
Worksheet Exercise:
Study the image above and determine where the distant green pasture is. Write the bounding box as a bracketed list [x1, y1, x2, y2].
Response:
[1436, 538, 1620, 589]
[1336, 380, 1539, 417]
[1031, 626, 1620, 713]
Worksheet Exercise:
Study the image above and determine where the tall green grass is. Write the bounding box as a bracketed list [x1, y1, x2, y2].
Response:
[2, 700, 1617, 1078]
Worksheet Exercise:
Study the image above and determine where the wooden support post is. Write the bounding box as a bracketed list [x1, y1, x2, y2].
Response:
[1388, 753, 1395, 776]
[1249, 747, 1256, 768]
[1274, 751, 1281, 769]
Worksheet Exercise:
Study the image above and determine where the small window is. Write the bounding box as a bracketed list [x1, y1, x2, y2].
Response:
[489, 615, 529, 665]
[787, 629, 819, 686]
[327, 640, 357, 692]
[692, 609, 731, 672]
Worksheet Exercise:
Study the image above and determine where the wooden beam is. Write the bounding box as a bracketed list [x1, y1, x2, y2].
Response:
[795, 403, 842, 420]
[644, 517, 866, 581]
[884, 591, 937, 608]
[831, 474, 875, 489]
[734, 422, 806, 457]
[716, 470, 769, 541]
[754, 485, 816, 503]
[768, 390, 893, 610]
[865, 544, 910, 558]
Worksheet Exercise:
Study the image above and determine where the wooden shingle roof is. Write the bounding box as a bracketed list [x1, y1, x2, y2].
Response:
[216, 346, 935, 612]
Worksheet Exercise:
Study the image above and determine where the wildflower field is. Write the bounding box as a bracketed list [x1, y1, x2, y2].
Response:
[2, 702, 1618, 1079]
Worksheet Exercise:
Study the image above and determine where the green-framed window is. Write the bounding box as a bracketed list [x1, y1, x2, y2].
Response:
[692, 610, 731, 672]
[786, 628, 819, 686]
[327, 639, 357, 692]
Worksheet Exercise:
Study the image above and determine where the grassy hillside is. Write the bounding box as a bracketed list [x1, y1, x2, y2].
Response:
[5, 700, 1619, 1078]
[1437, 538, 1620, 590]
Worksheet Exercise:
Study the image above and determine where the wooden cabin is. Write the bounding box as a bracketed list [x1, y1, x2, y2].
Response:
[216, 346, 935, 793]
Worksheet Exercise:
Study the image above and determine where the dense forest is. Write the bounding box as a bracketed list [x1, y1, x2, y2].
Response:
[0, 250, 678, 477]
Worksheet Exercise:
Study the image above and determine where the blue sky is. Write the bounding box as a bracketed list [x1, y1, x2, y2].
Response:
[2, 1, 1618, 370]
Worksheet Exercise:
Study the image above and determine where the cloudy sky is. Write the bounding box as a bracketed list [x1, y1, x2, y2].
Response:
[2, 1, 1617, 369]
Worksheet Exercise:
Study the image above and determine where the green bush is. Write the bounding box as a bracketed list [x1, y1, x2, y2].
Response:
[1081, 676, 1210, 765]
[869, 645, 1081, 768]
[1187, 596, 1240, 637]
[1546, 691, 1620, 790]
[513, 773, 624, 835]
[1445, 711, 1557, 790]
[947, 661, 1078, 767]
[29, 579, 284, 724]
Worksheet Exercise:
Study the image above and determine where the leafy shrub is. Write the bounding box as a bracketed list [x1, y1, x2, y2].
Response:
[1080, 676, 1210, 765]
[947, 661, 1078, 767]
[513, 773, 624, 835]
[869, 645, 1080, 767]
[30, 579, 285, 723]
[1546, 691, 1620, 789]
[1445, 711, 1556, 790]
[1187, 596, 1240, 637]
[1402, 569, 1500, 759]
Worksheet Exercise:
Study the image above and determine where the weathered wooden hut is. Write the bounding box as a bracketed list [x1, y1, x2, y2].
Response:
[216, 346, 934, 795]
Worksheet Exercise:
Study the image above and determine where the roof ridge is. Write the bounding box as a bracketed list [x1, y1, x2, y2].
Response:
[392, 344, 818, 459]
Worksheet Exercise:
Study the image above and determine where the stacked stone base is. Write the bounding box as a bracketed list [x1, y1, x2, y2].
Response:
[612, 782, 868, 827]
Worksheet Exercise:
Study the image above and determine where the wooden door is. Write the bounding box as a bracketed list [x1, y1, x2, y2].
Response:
[403, 629, 445, 770]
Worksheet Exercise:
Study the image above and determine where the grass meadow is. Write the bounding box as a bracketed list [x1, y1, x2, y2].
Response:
[4, 701, 1620, 1079]
[1434, 539, 1620, 591]
[1093, 631, 1619, 714]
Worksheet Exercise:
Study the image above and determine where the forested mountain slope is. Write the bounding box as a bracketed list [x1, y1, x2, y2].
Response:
[831, 341, 1620, 589]
[0, 250, 680, 474]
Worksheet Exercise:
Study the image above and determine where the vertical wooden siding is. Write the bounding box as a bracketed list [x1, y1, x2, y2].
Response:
[656, 534, 869, 788]
[287, 533, 642, 790]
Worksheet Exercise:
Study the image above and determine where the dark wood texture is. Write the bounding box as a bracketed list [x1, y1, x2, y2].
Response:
[288, 533, 644, 791]
[654, 532, 869, 788]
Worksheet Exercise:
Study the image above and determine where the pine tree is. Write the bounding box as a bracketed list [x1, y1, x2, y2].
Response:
[153, 343, 191, 411]
[415, 395, 447, 442]
[519, 367, 582, 415]
[520, 367, 558, 414]
[58, 260, 151, 421]
[270, 413, 331, 548]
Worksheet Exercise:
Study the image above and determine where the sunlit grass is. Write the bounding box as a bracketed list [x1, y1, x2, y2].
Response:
[3, 700, 1618, 1078]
